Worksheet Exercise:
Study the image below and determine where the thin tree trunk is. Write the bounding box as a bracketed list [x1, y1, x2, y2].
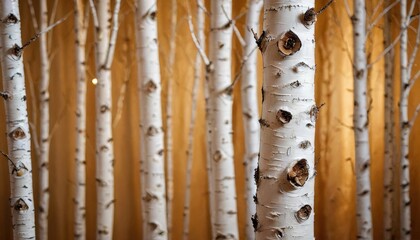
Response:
[183, 1, 204, 239]
[255, 0, 316, 239]
[136, 1, 168, 239]
[90, 0, 121, 238]
[383, 0, 395, 238]
[399, 0, 410, 238]
[166, 0, 177, 238]
[0, 1, 36, 238]
[38, 0, 50, 238]
[241, 1, 262, 238]
[209, 0, 239, 238]
[352, 0, 373, 238]
[74, 0, 88, 239]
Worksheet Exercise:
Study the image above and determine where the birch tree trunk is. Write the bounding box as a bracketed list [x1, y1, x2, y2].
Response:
[255, 0, 316, 239]
[38, 0, 50, 238]
[399, 0, 411, 238]
[0, 1, 36, 238]
[91, 0, 120, 238]
[136, 1, 168, 239]
[183, 1, 205, 239]
[74, 0, 88, 239]
[352, 0, 373, 238]
[166, 0, 177, 238]
[241, 1, 262, 238]
[383, 0, 395, 238]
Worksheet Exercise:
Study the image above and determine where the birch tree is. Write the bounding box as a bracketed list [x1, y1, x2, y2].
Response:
[166, 0, 177, 237]
[399, 1, 420, 239]
[254, 0, 316, 239]
[73, 0, 89, 239]
[0, 0, 36, 238]
[183, 1, 205, 239]
[209, 0, 239, 238]
[89, 0, 121, 238]
[351, 0, 373, 238]
[383, 0, 395, 238]
[241, 0, 262, 238]
[38, 0, 50, 238]
[136, 1, 168, 238]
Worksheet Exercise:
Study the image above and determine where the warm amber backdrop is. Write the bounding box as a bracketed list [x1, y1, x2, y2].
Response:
[0, 0, 419, 239]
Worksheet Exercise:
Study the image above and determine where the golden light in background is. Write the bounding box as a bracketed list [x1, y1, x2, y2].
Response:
[92, 78, 98, 85]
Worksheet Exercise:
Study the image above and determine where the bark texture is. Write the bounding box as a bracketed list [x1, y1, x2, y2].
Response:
[91, 0, 120, 238]
[0, 1, 36, 238]
[183, 1, 204, 239]
[74, 0, 88, 239]
[351, 0, 373, 238]
[255, 0, 316, 239]
[241, 1, 262, 238]
[136, 1, 168, 239]
[38, 0, 50, 238]
[209, 0, 239, 238]
[166, 0, 177, 238]
[383, 0, 395, 238]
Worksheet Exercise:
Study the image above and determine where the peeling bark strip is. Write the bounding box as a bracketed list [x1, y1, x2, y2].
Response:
[256, 1, 316, 239]
[351, 0, 373, 238]
[136, 1, 168, 239]
[241, 0, 263, 239]
[209, 0, 239, 238]
[74, 0, 89, 239]
[90, 0, 121, 239]
[0, 1, 36, 238]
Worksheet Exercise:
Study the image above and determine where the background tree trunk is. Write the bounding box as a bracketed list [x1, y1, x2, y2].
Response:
[73, 0, 88, 239]
[383, 0, 395, 238]
[209, 0, 239, 238]
[90, 0, 120, 238]
[136, 1, 168, 239]
[241, 0, 262, 238]
[352, 0, 373, 238]
[183, 1, 204, 239]
[255, 0, 316, 239]
[38, 0, 50, 238]
[0, 1, 36, 238]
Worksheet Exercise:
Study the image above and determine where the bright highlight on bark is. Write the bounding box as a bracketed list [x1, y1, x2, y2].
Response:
[0, 1, 36, 239]
[255, 0, 316, 239]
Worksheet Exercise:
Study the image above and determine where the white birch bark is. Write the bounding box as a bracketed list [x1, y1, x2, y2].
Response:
[399, 0, 411, 238]
[90, 0, 120, 238]
[74, 0, 88, 239]
[383, 0, 395, 238]
[352, 0, 373, 238]
[255, 0, 316, 239]
[183, 1, 204, 239]
[136, 1, 168, 239]
[38, 0, 50, 238]
[166, 0, 177, 238]
[241, 1, 262, 238]
[209, 0, 239, 238]
[0, 1, 36, 238]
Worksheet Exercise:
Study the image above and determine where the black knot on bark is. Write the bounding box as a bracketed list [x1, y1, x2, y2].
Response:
[9, 127, 26, 140]
[287, 159, 309, 187]
[295, 204, 312, 222]
[276, 109, 292, 124]
[303, 8, 317, 26]
[145, 80, 157, 93]
[278, 30, 301, 56]
[4, 14, 19, 24]
[14, 198, 29, 213]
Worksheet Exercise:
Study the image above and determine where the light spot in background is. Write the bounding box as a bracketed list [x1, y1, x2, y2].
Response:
[92, 78, 98, 85]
